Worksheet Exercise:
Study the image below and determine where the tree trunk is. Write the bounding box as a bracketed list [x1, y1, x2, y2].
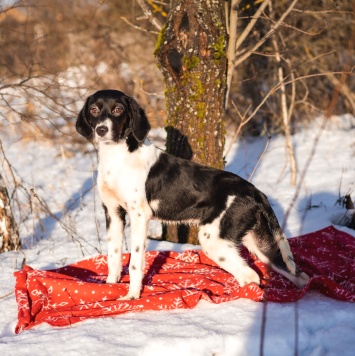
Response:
[155, 0, 227, 244]
[0, 173, 21, 253]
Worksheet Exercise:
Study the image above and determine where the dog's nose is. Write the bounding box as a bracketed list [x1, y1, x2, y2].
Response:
[96, 125, 108, 137]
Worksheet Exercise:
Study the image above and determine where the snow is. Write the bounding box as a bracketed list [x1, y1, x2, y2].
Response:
[0, 115, 355, 355]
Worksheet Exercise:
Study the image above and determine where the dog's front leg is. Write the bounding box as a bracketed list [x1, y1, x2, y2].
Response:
[104, 204, 126, 284]
[119, 207, 150, 300]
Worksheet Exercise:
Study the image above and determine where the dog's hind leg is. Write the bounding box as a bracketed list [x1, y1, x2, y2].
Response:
[198, 225, 260, 287]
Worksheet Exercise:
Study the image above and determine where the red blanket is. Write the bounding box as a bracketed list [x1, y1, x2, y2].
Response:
[14, 226, 355, 333]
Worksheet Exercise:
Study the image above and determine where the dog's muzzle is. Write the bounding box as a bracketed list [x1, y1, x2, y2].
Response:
[96, 125, 109, 137]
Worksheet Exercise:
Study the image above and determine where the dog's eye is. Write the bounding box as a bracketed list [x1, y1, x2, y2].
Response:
[90, 105, 99, 116]
[112, 104, 124, 116]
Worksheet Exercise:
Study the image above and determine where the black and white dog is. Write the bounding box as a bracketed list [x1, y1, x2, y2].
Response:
[76, 89, 309, 300]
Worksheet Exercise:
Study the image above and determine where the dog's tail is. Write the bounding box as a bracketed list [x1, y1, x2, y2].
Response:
[274, 230, 297, 274]
[243, 225, 310, 288]
[272, 229, 310, 288]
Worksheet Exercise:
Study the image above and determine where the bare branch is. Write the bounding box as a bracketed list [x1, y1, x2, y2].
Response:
[248, 136, 271, 182]
[0, 291, 14, 300]
[226, 0, 242, 108]
[282, 47, 353, 230]
[326, 72, 355, 114]
[234, 0, 271, 53]
[30, 188, 100, 256]
[233, 0, 299, 68]
[135, 0, 163, 31]
[270, 1, 297, 186]
[224, 101, 251, 160]
[120, 16, 160, 35]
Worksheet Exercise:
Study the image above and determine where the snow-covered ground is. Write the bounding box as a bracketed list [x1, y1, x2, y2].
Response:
[0, 114, 354, 355]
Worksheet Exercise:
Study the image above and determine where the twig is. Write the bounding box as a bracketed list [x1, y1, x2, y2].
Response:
[234, 70, 354, 135]
[150, 0, 169, 5]
[226, 0, 272, 107]
[137, 81, 165, 97]
[120, 16, 160, 35]
[270, 3, 297, 186]
[225, 0, 242, 108]
[233, 0, 299, 68]
[255, 12, 328, 37]
[0, 291, 14, 300]
[224, 101, 251, 160]
[30, 189, 100, 255]
[225, 67, 353, 165]
[0, 139, 32, 225]
[293, 8, 353, 15]
[92, 164, 102, 253]
[63, 184, 96, 214]
[234, 0, 271, 53]
[281, 43, 352, 230]
[135, 0, 163, 31]
[326, 72, 355, 114]
[281, 117, 325, 231]
[248, 136, 271, 182]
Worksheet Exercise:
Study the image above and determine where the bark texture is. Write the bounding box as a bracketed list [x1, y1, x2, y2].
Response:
[155, 0, 227, 244]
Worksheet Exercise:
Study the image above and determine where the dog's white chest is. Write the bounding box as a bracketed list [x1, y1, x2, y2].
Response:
[97, 141, 160, 211]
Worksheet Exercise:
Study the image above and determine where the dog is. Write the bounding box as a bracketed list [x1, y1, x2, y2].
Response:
[76, 89, 309, 300]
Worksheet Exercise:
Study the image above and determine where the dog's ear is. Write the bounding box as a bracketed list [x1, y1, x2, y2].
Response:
[126, 97, 151, 144]
[76, 96, 94, 142]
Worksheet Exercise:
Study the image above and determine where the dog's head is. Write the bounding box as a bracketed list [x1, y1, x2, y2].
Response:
[76, 90, 151, 151]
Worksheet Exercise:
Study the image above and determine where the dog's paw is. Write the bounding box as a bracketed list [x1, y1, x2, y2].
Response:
[118, 293, 139, 301]
[106, 275, 119, 284]
[295, 271, 310, 288]
[237, 267, 260, 287]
